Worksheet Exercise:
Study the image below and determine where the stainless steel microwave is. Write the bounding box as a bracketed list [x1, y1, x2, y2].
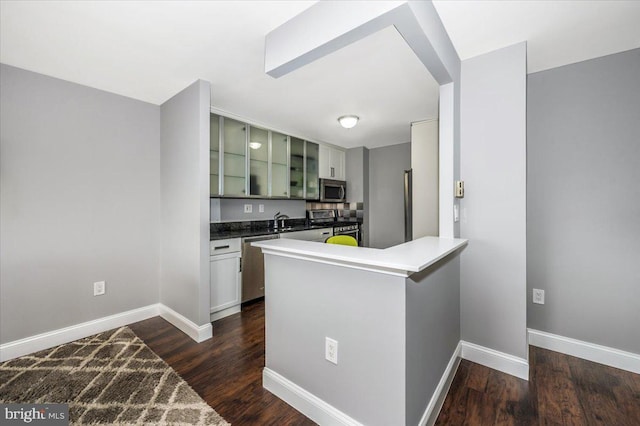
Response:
[319, 179, 347, 202]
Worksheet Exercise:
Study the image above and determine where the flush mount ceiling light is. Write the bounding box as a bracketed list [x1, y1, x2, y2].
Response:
[249, 141, 262, 150]
[338, 115, 359, 129]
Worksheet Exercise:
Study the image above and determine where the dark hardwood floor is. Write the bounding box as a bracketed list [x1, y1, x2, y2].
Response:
[130, 301, 639, 426]
[129, 300, 316, 426]
[436, 346, 640, 425]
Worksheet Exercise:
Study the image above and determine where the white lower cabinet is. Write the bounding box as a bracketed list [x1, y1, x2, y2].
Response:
[210, 238, 242, 321]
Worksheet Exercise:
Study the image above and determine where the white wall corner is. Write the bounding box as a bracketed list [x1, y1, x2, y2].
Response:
[420, 342, 462, 426]
[460, 341, 529, 381]
[159, 304, 212, 343]
[0, 304, 161, 362]
[528, 329, 640, 375]
[263, 368, 364, 426]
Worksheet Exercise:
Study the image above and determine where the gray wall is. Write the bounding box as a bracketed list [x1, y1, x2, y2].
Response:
[0, 64, 160, 343]
[527, 48, 640, 354]
[210, 198, 306, 222]
[405, 254, 460, 426]
[265, 255, 406, 425]
[160, 80, 211, 326]
[459, 43, 528, 360]
[346, 146, 370, 246]
[368, 142, 411, 249]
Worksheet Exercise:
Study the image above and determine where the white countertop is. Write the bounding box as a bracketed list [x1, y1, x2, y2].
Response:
[253, 236, 468, 277]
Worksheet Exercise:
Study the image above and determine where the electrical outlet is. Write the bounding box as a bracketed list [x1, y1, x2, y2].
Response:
[455, 181, 464, 198]
[93, 281, 106, 296]
[244, 204, 252, 213]
[259, 204, 264, 213]
[325, 337, 338, 364]
[533, 288, 545, 304]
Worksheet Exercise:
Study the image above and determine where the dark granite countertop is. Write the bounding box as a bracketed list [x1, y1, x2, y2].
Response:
[210, 218, 362, 240]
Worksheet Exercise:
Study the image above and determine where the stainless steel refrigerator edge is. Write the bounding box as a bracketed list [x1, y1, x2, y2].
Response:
[404, 169, 413, 242]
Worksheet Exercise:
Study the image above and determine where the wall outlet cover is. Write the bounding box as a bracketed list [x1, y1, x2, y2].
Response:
[325, 337, 338, 364]
[533, 288, 545, 304]
[259, 204, 265, 213]
[93, 281, 106, 296]
[244, 204, 252, 213]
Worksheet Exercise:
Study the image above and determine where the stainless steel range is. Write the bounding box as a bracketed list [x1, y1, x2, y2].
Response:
[308, 209, 361, 245]
[333, 223, 360, 244]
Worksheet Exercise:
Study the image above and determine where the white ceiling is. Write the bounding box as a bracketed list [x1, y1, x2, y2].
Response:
[1, 1, 638, 149]
[432, 0, 640, 74]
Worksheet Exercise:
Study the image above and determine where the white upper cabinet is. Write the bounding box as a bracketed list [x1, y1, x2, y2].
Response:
[319, 145, 346, 180]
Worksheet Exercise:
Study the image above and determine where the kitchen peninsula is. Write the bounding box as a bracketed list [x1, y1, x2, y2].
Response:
[253, 236, 468, 426]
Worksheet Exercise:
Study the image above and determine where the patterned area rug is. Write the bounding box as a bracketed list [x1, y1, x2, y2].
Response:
[0, 327, 229, 425]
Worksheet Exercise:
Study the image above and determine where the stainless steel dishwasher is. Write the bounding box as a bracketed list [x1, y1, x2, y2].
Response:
[241, 234, 279, 303]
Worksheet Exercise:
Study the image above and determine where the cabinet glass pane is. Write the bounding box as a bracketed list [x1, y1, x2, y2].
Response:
[272, 132, 289, 197]
[248, 126, 268, 196]
[306, 141, 319, 200]
[223, 118, 246, 196]
[290, 137, 305, 199]
[210, 114, 220, 196]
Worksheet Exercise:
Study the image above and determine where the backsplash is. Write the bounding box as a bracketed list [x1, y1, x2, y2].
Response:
[211, 199, 365, 223]
[211, 198, 306, 223]
[306, 201, 364, 219]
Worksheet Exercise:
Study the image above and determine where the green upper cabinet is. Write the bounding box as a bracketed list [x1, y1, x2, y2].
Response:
[210, 114, 220, 196]
[305, 141, 319, 200]
[271, 132, 289, 197]
[248, 125, 269, 197]
[290, 137, 305, 199]
[223, 117, 247, 196]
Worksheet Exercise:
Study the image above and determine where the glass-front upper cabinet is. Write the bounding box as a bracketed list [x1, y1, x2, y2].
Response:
[290, 137, 305, 199]
[271, 132, 289, 197]
[305, 141, 319, 200]
[248, 125, 269, 197]
[223, 118, 247, 196]
[210, 114, 220, 196]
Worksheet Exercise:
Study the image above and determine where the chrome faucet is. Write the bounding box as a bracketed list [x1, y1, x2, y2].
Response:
[273, 211, 290, 231]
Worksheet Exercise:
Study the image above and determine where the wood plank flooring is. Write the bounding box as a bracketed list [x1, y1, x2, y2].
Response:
[129, 301, 640, 425]
[436, 346, 640, 425]
[129, 300, 315, 426]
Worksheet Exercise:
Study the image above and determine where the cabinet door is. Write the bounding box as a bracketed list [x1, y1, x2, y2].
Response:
[210, 254, 241, 313]
[319, 144, 332, 179]
[248, 125, 268, 197]
[290, 137, 305, 199]
[210, 114, 220, 196]
[223, 118, 247, 196]
[305, 142, 319, 199]
[332, 148, 346, 180]
[319, 145, 346, 180]
[271, 132, 289, 197]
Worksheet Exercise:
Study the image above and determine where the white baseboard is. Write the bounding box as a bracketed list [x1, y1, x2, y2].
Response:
[263, 368, 363, 426]
[528, 329, 640, 374]
[460, 341, 529, 381]
[159, 304, 212, 343]
[1, 303, 214, 362]
[420, 342, 462, 426]
[0, 304, 159, 362]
